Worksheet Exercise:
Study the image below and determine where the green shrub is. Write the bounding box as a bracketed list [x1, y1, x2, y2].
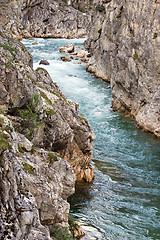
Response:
[0, 42, 18, 57]
[0, 117, 11, 155]
[22, 162, 35, 175]
[39, 90, 53, 106]
[46, 108, 56, 116]
[50, 225, 76, 240]
[0, 131, 11, 155]
[18, 145, 25, 154]
[18, 93, 42, 140]
[68, 214, 79, 230]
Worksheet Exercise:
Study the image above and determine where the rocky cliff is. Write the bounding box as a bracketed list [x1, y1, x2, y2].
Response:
[0, 27, 95, 239]
[86, 0, 160, 137]
[0, 0, 93, 39]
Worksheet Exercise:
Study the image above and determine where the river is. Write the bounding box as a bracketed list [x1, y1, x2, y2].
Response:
[23, 38, 160, 240]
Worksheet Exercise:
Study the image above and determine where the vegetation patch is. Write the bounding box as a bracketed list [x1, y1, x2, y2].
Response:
[31, 146, 38, 154]
[39, 89, 53, 105]
[80, 161, 87, 169]
[0, 108, 7, 116]
[0, 117, 11, 154]
[26, 73, 37, 84]
[68, 214, 79, 231]
[0, 130, 11, 155]
[18, 93, 42, 141]
[46, 108, 56, 116]
[78, 114, 88, 124]
[48, 152, 58, 163]
[0, 42, 18, 57]
[116, 13, 122, 18]
[22, 162, 35, 175]
[0, 117, 4, 127]
[5, 58, 13, 68]
[50, 225, 76, 240]
[18, 145, 25, 154]
[133, 52, 141, 60]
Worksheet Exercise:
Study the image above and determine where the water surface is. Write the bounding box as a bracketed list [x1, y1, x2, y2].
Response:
[23, 38, 160, 240]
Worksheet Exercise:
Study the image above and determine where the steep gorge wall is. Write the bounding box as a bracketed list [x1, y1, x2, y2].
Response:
[0, 0, 93, 38]
[0, 28, 95, 239]
[86, 0, 160, 137]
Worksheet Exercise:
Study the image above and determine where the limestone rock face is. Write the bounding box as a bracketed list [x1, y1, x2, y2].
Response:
[0, 27, 95, 238]
[0, 0, 92, 39]
[86, 0, 160, 137]
[0, 114, 75, 239]
[34, 67, 96, 182]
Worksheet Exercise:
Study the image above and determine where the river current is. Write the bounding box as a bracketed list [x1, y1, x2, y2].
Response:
[23, 38, 160, 240]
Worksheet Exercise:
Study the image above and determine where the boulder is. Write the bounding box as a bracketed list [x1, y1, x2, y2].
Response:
[61, 56, 71, 62]
[39, 59, 50, 65]
[59, 43, 75, 53]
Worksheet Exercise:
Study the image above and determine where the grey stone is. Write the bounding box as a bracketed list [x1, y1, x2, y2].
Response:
[86, 0, 160, 137]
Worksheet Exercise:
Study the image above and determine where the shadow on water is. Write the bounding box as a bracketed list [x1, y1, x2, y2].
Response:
[68, 181, 94, 212]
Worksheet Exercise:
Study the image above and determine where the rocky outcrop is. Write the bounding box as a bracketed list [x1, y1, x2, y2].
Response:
[0, 113, 75, 240]
[0, 27, 95, 238]
[0, 0, 92, 39]
[86, 0, 160, 137]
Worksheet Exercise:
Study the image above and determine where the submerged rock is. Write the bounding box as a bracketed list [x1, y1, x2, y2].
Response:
[39, 59, 50, 65]
[61, 56, 71, 62]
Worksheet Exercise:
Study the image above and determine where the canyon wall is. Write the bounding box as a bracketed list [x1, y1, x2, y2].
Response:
[86, 0, 160, 137]
[0, 0, 93, 38]
[0, 27, 95, 239]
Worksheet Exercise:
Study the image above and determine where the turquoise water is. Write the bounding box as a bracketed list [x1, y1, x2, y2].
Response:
[23, 38, 160, 240]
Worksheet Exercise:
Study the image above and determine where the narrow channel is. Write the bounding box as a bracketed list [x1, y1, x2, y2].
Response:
[23, 38, 160, 240]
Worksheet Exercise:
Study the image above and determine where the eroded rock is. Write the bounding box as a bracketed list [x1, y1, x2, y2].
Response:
[86, 0, 160, 137]
[0, 27, 95, 239]
[59, 43, 75, 53]
[0, 0, 92, 39]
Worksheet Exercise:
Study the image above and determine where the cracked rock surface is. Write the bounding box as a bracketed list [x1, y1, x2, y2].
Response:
[0, 27, 95, 239]
[86, 0, 160, 137]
